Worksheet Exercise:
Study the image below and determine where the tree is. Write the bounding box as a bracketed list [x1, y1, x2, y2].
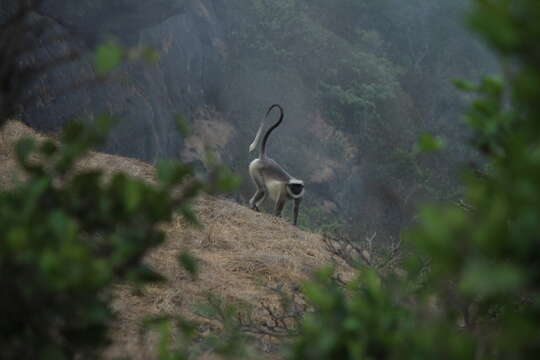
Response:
[290, 0, 540, 358]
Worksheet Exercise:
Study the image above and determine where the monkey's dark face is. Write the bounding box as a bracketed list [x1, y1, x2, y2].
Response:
[288, 183, 304, 196]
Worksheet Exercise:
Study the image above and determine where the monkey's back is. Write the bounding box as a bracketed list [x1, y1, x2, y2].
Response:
[249, 157, 291, 183]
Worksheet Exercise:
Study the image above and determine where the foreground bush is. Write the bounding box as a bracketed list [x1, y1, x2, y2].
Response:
[0, 116, 236, 359]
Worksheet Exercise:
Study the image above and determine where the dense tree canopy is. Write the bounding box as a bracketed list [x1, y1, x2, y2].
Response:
[222, 0, 493, 236]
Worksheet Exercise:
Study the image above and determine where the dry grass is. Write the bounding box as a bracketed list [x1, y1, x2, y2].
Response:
[0, 121, 355, 359]
[0, 121, 45, 186]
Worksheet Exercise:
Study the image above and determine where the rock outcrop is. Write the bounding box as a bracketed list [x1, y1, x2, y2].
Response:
[23, 0, 226, 161]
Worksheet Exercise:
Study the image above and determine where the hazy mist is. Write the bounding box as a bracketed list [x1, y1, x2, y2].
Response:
[15, 0, 496, 240]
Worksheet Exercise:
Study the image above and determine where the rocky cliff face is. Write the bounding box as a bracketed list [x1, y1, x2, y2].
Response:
[18, 0, 352, 230]
[24, 0, 226, 161]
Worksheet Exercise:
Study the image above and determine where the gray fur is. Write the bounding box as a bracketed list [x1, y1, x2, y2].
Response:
[248, 104, 305, 226]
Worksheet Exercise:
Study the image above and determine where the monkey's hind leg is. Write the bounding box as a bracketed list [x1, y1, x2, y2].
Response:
[255, 192, 267, 211]
[250, 190, 266, 212]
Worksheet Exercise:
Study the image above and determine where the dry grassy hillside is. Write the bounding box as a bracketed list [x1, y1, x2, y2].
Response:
[0, 121, 354, 359]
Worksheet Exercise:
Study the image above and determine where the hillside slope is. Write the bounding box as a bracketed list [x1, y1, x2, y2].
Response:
[0, 121, 354, 359]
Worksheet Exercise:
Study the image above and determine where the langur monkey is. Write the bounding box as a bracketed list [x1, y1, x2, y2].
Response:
[248, 104, 305, 226]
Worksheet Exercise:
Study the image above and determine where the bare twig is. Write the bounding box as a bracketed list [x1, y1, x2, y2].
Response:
[455, 199, 476, 212]
[195, 285, 306, 342]
[323, 232, 375, 268]
[323, 231, 402, 276]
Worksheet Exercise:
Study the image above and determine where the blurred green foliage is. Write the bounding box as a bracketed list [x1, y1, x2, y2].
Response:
[291, 267, 476, 360]
[288, 0, 540, 359]
[414, 132, 446, 153]
[95, 40, 124, 76]
[0, 6, 244, 358]
[0, 115, 237, 359]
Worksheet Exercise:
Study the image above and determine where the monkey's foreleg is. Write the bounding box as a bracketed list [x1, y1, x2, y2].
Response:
[274, 198, 286, 217]
[293, 198, 301, 226]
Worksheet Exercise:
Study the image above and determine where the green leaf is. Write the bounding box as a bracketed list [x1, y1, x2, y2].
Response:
[174, 114, 190, 136]
[157, 160, 192, 186]
[460, 260, 526, 297]
[129, 264, 166, 283]
[6, 227, 28, 250]
[453, 79, 477, 91]
[178, 204, 199, 225]
[39, 140, 58, 157]
[123, 180, 142, 212]
[49, 210, 78, 241]
[15, 137, 36, 164]
[95, 40, 124, 76]
[141, 47, 160, 63]
[93, 114, 116, 138]
[22, 177, 50, 216]
[179, 251, 199, 279]
[216, 167, 242, 192]
[415, 132, 446, 153]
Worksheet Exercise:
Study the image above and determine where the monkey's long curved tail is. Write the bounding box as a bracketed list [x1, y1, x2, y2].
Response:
[248, 104, 284, 159]
[260, 104, 283, 158]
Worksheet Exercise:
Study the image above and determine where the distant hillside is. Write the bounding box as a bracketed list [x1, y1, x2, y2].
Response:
[0, 121, 354, 359]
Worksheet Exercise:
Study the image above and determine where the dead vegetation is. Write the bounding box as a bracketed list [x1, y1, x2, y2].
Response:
[0, 121, 355, 359]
